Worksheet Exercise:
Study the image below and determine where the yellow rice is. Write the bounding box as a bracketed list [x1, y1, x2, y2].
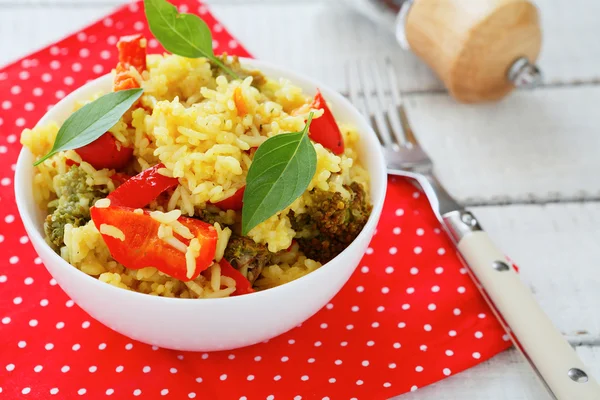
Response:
[21, 53, 370, 298]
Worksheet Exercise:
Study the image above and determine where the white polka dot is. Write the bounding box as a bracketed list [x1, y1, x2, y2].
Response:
[34, 365, 43, 372]
[82, 321, 90, 328]
[93, 65, 104, 74]
[2, 317, 10, 324]
[366, 340, 375, 346]
[9, 256, 19, 265]
[72, 62, 82, 72]
[76, 32, 87, 41]
[443, 368, 452, 376]
[393, 342, 401, 349]
[188, 393, 196, 399]
[64, 76, 74, 86]
[395, 208, 404, 216]
[33, 87, 43, 96]
[254, 356, 262, 362]
[66, 300, 74, 307]
[50, 388, 59, 395]
[503, 334, 511, 341]
[301, 375, 309, 381]
[0, 146, 7, 155]
[413, 191, 420, 198]
[414, 246, 422, 254]
[360, 265, 369, 273]
[402, 303, 410, 310]
[416, 228, 424, 235]
[2, 101, 11, 110]
[372, 322, 380, 328]
[149, 39, 159, 48]
[356, 285, 364, 293]
[49, 60, 61, 70]
[22, 387, 31, 395]
[377, 306, 385, 312]
[106, 389, 114, 395]
[89, 365, 97, 373]
[472, 352, 481, 359]
[438, 247, 446, 255]
[20, 236, 29, 244]
[281, 356, 289, 362]
[314, 341, 322, 347]
[365, 247, 373, 255]
[288, 339, 296, 344]
[457, 286, 466, 294]
[389, 247, 397, 255]
[410, 267, 419, 275]
[475, 331, 484, 339]
[40, 299, 49, 307]
[385, 266, 394, 274]
[362, 360, 369, 366]
[383, 382, 392, 388]
[428, 303, 437, 311]
[346, 324, 354, 330]
[0, 275, 5, 283]
[460, 267, 468, 274]
[435, 266, 444, 274]
[100, 50, 111, 60]
[6, 364, 15, 371]
[381, 286, 389, 294]
[420, 344, 427, 351]
[55, 90, 66, 99]
[61, 365, 70, 373]
[78, 389, 86, 395]
[19, 71, 30, 80]
[56, 322, 65, 329]
[201, 353, 208, 359]
[393, 227, 401, 234]
[125, 343, 133, 350]
[453, 308, 461, 315]
[143, 366, 151, 373]
[29, 319, 38, 327]
[116, 365, 124, 373]
[308, 357, 316, 363]
[134, 21, 145, 31]
[13, 297, 22, 304]
[424, 324, 432, 331]
[169, 367, 177, 374]
[328, 378, 336, 383]
[406, 287, 415, 294]
[446, 349, 454, 356]
[98, 343, 106, 350]
[398, 322, 406, 328]
[388, 363, 396, 369]
[133, 389, 141, 396]
[72, 343, 80, 351]
[478, 313, 487, 319]
[220, 374, 227, 381]
[325, 303, 333, 310]
[334, 359, 343, 365]
[10, 85, 21, 95]
[415, 365, 424, 372]
[449, 330, 457, 337]
[228, 39, 238, 49]
[356, 380, 364, 385]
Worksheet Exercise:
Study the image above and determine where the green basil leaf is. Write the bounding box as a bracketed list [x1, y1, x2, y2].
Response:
[242, 114, 316, 235]
[144, 0, 238, 79]
[33, 88, 143, 166]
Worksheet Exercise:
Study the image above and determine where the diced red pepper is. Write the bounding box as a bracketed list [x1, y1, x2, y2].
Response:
[90, 205, 217, 281]
[308, 89, 344, 155]
[114, 34, 147, 91]
[108, 163, 179, 209]
[213, 186, 245, 211]
[219, 259, 254, 296]
[75, 133, 134, 170]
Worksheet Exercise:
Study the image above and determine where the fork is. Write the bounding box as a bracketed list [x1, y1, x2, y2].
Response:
[347, 58, 600, 400]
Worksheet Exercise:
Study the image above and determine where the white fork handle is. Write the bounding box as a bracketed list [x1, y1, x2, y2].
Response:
[444, 211, 600, 400]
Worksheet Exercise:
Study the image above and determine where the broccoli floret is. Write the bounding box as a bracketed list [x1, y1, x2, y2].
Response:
[290, 182, 372, 263]
[194, 205, 236, 227]
[44, 166, 109, 249]
[223, 235, 272, 284]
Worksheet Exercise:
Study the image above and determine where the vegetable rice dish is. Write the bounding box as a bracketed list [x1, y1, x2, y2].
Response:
[21, 33, 372, 299]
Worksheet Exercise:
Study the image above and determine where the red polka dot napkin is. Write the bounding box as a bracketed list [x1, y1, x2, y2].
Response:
[0, 1, 512, 398]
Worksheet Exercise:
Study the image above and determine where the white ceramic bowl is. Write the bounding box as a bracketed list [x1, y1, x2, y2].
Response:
[15, 58, 387, 351]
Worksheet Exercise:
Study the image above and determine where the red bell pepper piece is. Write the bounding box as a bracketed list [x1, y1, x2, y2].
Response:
[114, 34, 147, 91]
[213, 186, 245, 211]
[75, 133, 134, 170]
[219, 259, 254, 296]
[308, 89, 344, 155]
[110, 172, 132, 187]
[108, 163, 179, 209]
[91, 205, 217, 281]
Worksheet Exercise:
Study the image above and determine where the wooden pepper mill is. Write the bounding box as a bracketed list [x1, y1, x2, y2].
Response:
[350, 0, 543, 103]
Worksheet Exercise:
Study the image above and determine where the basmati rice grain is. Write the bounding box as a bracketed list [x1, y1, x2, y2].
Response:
[100, 224, 125, 241]
[95, 198, 111, 208]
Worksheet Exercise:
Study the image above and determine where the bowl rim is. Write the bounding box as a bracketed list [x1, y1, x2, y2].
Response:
[14, 57, 387, 304]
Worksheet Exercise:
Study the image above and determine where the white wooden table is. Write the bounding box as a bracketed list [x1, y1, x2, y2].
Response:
[1, 0, 599, 398]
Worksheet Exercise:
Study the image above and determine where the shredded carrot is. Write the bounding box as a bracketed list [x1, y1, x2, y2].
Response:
[234, 87, 247, 117]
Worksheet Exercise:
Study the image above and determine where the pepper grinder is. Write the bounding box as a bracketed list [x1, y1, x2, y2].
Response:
[349, 0, 542, 103]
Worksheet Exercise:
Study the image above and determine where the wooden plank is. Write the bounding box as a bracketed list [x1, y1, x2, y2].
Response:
[1, 0, 600, 89]
[471, 202, 600, 340]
